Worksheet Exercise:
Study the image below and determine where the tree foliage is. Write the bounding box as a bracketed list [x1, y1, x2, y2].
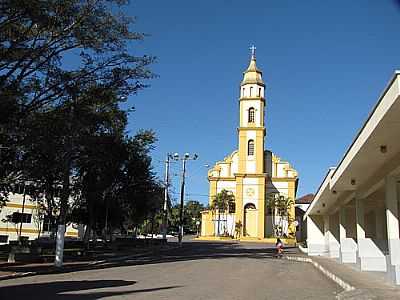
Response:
[0, 0, 163, 245]
[168, 200, 204, 234]
[266, 193, 294, 238]
[211, 189, 235, 236]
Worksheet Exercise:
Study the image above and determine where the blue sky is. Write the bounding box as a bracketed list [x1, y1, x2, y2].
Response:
[123, 0, 400, 205]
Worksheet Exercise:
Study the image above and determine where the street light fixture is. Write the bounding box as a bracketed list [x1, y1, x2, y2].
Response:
[172, 152, 198, 246]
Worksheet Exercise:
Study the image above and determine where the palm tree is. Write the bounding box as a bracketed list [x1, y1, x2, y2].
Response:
[276, 195, 294, 237]
[266, 193, 294, 237]
[211, 189, 235, 236]
[266, 193, 279, 237]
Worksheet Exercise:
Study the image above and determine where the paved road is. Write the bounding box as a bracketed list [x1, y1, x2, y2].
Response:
[0, 241, 341, 300]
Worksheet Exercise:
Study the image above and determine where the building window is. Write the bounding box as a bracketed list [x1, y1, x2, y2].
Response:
[242, 88, 245, 97]
[11, 212, 32, 223]
[42, 215, 54, 232]
[0, 235, 8, 243]
[250, 87, 253, 97]
[248, 140, 254, 156]
[258, 88, 261, 97]
[248, 107, 255, 123]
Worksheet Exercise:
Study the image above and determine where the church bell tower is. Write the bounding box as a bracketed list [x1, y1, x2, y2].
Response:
[237, 46, 266, 175]
[235, 46, 267, 239]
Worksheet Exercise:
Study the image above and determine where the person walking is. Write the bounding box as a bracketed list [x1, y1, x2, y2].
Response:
[275, 238, 284, 258]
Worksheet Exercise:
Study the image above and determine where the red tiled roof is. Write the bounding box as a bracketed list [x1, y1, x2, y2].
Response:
[295, 193, 315, 204]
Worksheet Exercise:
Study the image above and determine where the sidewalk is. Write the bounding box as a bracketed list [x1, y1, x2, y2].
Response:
[0, 244, 175, 281]
[289, 253, 400, 299]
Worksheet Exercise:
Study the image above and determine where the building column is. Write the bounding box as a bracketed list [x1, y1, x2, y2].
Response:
[209, 180, 217, 236]
[339, 207, 347, 242]
[385, 176, 399, 254]
[324, 215, 330, 255]
[257, 177, 265, 239]
[324, 215, 340, 258]
[356, 198, 365, 240]
[307, 215, 325, 256]
[385, 175, 400, 284]
[356, 197, 386, 271]
[235, 176, 244, 238]
[339, 206, 357, 263]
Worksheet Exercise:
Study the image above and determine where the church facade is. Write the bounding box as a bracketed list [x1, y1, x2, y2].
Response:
[201, 50, 298, 240]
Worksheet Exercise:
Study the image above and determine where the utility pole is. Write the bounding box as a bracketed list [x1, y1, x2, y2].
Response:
[179, 158, 186, 245]
[172, 153, 198, 246]
[162, 154, 171, 240]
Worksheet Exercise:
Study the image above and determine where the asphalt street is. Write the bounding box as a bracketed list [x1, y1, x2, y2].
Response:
[0, 240, 341, 300]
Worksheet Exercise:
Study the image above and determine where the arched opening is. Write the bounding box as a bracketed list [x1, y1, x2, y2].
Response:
[248, 107, 255, 123]
[249, 87, 253, 97]
[244, 203, 257, 237]
[248, 140, 254, 156]
[244, 203, 256, 210]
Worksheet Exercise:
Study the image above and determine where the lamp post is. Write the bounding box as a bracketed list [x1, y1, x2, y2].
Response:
[162, 153, 173, 240]
[172, 152, 198, 246]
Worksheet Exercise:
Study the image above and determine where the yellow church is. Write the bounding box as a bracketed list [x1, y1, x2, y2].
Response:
[200, 48, 298, 241]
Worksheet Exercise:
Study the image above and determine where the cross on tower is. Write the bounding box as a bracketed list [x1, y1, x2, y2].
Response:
[250, 45, 256, 59]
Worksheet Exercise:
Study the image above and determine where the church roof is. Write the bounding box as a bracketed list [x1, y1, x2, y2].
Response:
[241, 52, 265, 86]
[295, 194, 315, 204]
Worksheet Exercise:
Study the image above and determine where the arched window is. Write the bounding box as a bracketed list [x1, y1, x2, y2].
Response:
[258, 88, 261, 97]
[248, 107, 255, 123]
[248, 140, 254, 156]
[242, 88, 245, 97]
[250, 87, 253, 97]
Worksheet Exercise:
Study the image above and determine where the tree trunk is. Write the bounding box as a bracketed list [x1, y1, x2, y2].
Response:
[54, 163, 70, 267]
[83, 225, 90, 245]
[87, 195, 96, 248]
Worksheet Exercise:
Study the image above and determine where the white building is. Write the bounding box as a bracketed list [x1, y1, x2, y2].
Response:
[295, 194, 314, 242]
[0, 190, 80, 244]
[304, 71, 400, 285]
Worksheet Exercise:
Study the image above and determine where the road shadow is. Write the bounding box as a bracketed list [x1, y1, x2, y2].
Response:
[0, 279, 181, 299]
[1, 241, 299, 277]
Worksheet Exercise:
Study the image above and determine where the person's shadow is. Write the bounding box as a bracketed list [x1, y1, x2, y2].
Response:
[0, 279, 181, 300]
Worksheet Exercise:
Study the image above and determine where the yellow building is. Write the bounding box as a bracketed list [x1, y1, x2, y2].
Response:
[0, 186, 81, 244]
[201, 48, 298, 241]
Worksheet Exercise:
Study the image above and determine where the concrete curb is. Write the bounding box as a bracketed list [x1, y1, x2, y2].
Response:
[286, 256, 355, 293]
[0, 245, 180, 281]
[298, 245, 308, 254]
[0, 271, 36, 281]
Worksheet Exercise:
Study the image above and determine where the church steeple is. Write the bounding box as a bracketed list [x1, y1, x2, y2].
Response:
[241, 45, 265, 87]
[237, 46, 266, 176]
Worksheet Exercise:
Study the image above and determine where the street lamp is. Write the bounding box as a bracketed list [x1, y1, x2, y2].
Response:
[172, 152, 198, 246]
[161, 153, 175, 240]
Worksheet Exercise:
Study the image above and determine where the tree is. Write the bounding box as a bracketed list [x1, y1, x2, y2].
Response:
[0, 0, 154, 117]
[0, 1, 155, 266]
[183, 200, 204, 233]
[32, 197, 46, 239]
[266, 193, 278, 237]
[211, 190, 235, 237]
[266, 193, 294, 238]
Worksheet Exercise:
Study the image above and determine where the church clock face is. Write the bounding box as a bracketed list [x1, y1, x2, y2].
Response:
[246, 188, 255, 198]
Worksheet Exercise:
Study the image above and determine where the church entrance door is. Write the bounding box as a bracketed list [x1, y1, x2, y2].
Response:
[244, 203, 257, 237]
